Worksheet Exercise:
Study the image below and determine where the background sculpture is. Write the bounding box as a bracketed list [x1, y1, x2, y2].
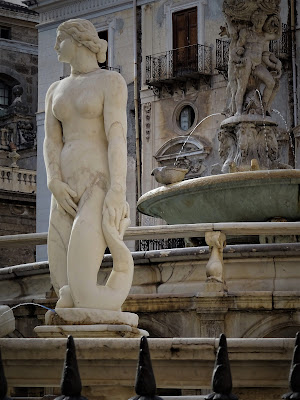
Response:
[44, 19, 134, 313]
[218, 0, 291, 172]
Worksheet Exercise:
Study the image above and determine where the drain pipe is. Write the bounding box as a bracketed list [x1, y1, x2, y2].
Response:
[290, 0, 298, 127]
[133, 0, 141, 209]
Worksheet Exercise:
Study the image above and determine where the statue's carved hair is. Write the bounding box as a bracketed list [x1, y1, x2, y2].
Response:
[58, 19, 108, 63]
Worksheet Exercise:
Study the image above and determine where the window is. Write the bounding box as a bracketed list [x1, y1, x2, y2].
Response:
[173, 101, 198, 135]
[0, 26, 11, 40]
[0, 81, 11, 107]
[172, 7, 198, 74]
[179, 105, 195, 131]
[98, 30, 108, 69]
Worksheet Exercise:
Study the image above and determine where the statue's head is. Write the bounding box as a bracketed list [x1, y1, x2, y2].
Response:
[235, 122, 256, 159]
[259, 126, 278, 161]
[263, 15, 280, 34]
[251, 10, 268, 30]
[57, 19, 107, 63]
[218, 129, 236, 160]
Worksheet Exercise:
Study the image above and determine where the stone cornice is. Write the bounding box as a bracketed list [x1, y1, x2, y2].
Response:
[0, 38, 38, 55]
[0, 6, 39, 23]
[26, 0, 152, 29]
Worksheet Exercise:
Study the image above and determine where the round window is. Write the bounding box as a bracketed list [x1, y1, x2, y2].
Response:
[178, 105, 195, 131]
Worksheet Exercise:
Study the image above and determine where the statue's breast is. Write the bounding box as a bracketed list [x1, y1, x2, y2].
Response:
[52, 79, 103, 122]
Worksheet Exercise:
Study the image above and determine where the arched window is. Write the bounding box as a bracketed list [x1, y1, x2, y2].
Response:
[0, 81, 11, 107]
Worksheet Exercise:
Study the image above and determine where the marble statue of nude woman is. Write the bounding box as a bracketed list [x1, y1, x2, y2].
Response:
[44, 18, 134, 311]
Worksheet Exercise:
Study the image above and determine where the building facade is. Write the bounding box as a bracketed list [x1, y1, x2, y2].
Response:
[26, 0, 299, 233]
[0, 1, 38, 266]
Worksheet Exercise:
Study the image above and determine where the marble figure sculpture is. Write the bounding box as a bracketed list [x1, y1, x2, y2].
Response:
[217, 0, 291, 172]
[44, 18, 134, 311]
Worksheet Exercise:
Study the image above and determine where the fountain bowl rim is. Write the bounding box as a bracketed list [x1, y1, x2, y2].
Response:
[137, 169, 300, 213]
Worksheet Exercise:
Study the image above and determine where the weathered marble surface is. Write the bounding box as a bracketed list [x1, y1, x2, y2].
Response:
[45, 308, 138, 326]
[43, 19, 134, 315]
[34, 324, 148, 338]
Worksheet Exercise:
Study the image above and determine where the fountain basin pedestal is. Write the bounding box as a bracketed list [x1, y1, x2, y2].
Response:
[34, 308, 149, 338]
[137, 170, 300, 224]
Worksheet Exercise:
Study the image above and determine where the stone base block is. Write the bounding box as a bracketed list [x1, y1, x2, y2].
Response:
[45, 308, 139, 326]
[204, 281, 227, 293]
[34, 307, 148, 338]
[34, 324, 149, 338]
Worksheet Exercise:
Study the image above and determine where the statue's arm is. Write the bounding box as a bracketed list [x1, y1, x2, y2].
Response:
[43, 82, 77, 217]
[44, 82, 63, 185]
[103, 72, 129, 232]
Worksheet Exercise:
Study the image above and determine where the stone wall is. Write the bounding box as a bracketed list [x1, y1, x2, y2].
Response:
[0, 191, 36, 267]
[0, 2, 38, 266]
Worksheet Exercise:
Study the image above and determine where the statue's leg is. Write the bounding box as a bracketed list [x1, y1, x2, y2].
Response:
[253, 65, 275, 112]
[66, 183, 134, 311]
[67, 184, 107, 309]
[235, 62, 252, 115]
[48, 195, 73, 296]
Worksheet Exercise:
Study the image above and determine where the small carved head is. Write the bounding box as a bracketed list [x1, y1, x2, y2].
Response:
[218, 129, 236, 160]
[263, 15, 280, 34]
[259, 126, 278, 161]
[235, 123, 256, 158]
[251, 10, 268, 30]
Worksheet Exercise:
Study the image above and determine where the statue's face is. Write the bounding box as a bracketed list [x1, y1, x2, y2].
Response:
[251, 12, 268, 30]
[54, 30, 77, 63]
[262, 128, 278, 160]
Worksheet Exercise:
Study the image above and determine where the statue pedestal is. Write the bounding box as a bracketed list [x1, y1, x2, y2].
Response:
[34, 308, 149, 338]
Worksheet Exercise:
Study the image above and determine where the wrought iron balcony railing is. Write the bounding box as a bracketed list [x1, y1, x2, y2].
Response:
[216, 24, 290, 78]
[146, 43, 212, 86]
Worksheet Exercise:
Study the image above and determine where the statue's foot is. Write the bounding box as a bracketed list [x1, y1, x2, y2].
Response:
[56, 285, 74, 308]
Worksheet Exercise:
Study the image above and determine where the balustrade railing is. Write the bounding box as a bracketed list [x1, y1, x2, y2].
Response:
[0, 166, 36, 194]
[146, 44, 212, 85]
[1, 221, 299, 288]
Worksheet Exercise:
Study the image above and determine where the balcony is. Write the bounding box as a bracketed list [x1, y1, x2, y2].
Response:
[0, 166, 36, 194]
[146, 44, 212, 89]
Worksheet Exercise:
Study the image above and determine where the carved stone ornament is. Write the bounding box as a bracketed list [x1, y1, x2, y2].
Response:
[222, 0, 282, 117]
[216, 0, 291, 173]
[144, 102, 152, 141]
[205, 231, 227, 285]
[155, 136, 211, 178]
[218, 118, 292, 172]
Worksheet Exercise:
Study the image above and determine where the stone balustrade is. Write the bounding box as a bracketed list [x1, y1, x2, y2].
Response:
[0, 221, 298, 291]
[0, 166, 36, 194]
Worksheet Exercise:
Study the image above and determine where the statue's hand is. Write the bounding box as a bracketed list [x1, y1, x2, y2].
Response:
[103, 186, 129, 235]
[48, 179, 78, 217]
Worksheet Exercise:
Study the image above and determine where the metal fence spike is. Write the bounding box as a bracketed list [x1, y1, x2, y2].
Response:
[55, 335, 88, 400]
[0, 349, 11, 400]
[205, 334, 238, 400]
[283, 332, 300, 399]
[129, 336, 163, 400]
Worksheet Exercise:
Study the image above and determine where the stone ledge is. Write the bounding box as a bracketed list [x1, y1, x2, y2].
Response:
[0, 337, 293, 389]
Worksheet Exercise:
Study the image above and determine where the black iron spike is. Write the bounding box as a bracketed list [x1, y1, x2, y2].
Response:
[205, 334, 238, 400]
[0, 348, 12, 400]
[55, 335, 88, 400]
[129, 336, 163, 400]
[283, 332, 300, 400]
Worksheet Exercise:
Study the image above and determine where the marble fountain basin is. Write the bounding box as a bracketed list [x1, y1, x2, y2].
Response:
[137, 170, 300, 224]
